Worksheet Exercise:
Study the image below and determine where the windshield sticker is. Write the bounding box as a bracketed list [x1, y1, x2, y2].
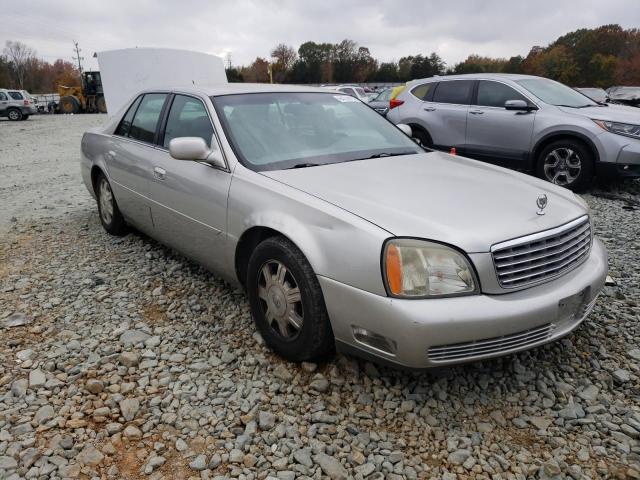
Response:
[334, 95, 359, 103]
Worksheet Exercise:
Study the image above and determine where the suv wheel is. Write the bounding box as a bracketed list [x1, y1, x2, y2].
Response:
[247, 236, 334, 362]
[536, 139, 594, 191]
[95, 173, 127, 235]
[7, 108, 22, 121]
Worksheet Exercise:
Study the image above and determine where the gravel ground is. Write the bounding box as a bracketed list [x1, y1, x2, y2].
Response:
[1, 116, 640, 480]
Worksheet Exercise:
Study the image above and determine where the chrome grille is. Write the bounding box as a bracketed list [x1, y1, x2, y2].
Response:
[492, 216, 591, 289]
[428, 323, 554, 362]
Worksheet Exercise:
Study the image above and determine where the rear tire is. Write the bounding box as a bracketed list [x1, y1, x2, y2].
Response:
[7, 108, 22, 121]
[247, 236, 334, 362]
[95, 173, 127, 236]
[21, 114, 29, 121]
[59, 96, 80, 114]
[411, 126, 433, 148]
[536, 139, 594, 191]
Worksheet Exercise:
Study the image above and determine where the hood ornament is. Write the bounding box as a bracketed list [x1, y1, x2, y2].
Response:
[536, 194, 548, 216]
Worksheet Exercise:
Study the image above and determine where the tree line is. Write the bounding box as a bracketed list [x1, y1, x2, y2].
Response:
[228, 24, 640, 87]
[2, 24, 639, 93]
[1, 41, 79, 93]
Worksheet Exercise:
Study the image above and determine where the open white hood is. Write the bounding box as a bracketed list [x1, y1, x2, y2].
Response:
[96, 48, 227, 116]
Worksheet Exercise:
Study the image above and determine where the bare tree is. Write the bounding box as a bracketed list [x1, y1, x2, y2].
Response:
[4, 41, 36, 89]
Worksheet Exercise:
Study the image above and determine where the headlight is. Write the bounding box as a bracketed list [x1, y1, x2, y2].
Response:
[383, 239, 478, 298]
[593, 119, 640, 139]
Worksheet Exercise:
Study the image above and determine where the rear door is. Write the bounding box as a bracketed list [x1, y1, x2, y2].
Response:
[107, 93, 168, 232]
[465, 80, 536, 166]
[427, 80, 474, 150]
[147, 93, 232, 273]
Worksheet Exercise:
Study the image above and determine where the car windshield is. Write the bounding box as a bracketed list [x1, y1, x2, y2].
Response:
[212, 92, 421, 171]
[516, 78, 597, 108]
[354, 87, 366, 97]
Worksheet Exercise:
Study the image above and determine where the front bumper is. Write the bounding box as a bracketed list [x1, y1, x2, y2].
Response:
[21, 105, 37, 115]
[320, 238, 607, 369]
[596, 131, 640, 178]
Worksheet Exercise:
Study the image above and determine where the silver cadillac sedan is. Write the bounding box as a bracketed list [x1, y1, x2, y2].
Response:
[81, 84, 608, 369]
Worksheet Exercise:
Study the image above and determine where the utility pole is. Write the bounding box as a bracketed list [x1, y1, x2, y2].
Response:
[225, 53, 232, 69]
[72, 41, 84, 74]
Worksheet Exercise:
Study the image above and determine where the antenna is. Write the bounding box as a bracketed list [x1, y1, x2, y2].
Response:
[73, 41, 84, 73]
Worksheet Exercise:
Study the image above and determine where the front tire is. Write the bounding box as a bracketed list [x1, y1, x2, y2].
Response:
[536, 139, 594, 191]
[95, 173, 127, 236]
[247, 236, 334, 362]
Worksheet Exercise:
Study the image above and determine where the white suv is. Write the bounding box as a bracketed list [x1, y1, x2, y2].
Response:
[0, 88, 38, 121]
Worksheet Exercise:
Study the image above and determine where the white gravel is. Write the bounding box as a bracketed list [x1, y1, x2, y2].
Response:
[1, 115, 639, 479]
[0, 114, 105, 233]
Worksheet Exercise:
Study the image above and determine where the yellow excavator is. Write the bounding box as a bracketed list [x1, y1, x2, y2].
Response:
[57, 71, 107, 114]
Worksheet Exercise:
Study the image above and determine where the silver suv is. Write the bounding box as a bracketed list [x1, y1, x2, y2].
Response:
[0, 88, 37, 121]
[387, 73, 640, 190]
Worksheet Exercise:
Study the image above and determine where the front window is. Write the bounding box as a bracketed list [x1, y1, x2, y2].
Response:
[476, 81, 529, 108]
[212, 92, 421, 171]
[517, 78, 597, 108]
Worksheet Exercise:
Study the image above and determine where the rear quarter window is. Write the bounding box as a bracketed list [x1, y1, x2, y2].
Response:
[410, 83, 436, 101]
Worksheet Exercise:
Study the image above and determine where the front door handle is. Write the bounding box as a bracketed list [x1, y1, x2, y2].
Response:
[153, 167, 166, 180]
[469, 110, 484, 115]
[423, 106, 436, 112]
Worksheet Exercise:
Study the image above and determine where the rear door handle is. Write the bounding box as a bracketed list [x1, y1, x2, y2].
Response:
[153, 167, 166, 180]
[423, 106, 436, 112]
[469, 110, 484, 115]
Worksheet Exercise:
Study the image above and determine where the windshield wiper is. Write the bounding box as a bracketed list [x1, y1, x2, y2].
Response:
[288, 162, 321, 169]
[351, 151, 418, 161]
[556, 104, 594, 108]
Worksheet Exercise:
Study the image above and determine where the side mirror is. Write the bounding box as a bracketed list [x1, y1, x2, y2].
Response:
[505, 99, 533, 111]
[169, 137, 225, 168]
[396, 123, 412, 137]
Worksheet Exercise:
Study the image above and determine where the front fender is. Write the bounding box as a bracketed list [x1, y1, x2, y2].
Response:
[226, 167, 391, 296]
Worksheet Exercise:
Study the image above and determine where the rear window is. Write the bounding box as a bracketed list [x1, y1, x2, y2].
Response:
[8, 91, 23, 100]
[114, 95, 143, 137]
[432, 80, 474, 105]
[128, 94, 168, 143]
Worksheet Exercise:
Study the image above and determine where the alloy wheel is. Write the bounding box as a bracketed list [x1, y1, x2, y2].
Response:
[98, 178, 114, 225]
[543, 147, 582, 186]
[256, 259, 304, 339]
[8, 110, 20, 121]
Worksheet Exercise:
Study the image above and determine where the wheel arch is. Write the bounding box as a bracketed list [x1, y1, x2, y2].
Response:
[532, 131, 600, 170]
[90, 165, 106, 195]
[234, 226, 311, 289]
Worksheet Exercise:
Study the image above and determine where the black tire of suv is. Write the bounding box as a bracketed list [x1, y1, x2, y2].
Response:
[536, 139, 594, 192]
[411, 127, 433, 148]
[247, 236, 335, 363]
[95, 172, 127, 236]
[7, 108, 22, 121]
[21, 114, 29, 121]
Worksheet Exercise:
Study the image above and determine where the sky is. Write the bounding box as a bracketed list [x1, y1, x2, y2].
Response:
[4, 0, 640, 71]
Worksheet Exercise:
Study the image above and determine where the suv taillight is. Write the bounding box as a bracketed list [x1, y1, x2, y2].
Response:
[389, 99, 404, 110]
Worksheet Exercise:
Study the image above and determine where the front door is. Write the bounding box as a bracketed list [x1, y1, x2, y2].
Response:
[465, 80, 536, 167]
[147, 94, 232, 273]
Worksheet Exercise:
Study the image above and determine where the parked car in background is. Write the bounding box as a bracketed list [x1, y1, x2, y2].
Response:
[82, 84, 606, 369]
[575, 87, 609, 104]
[0, 88, 37, 120]
[324, 85, 370, 103]
[387, 73, 640, 190]
[368, 88, 393, 115]
[607, 86, 640, 108]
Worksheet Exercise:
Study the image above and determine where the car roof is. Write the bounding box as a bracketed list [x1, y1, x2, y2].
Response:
[407, 73, 544, 85]
[139, 83, 331, 97]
